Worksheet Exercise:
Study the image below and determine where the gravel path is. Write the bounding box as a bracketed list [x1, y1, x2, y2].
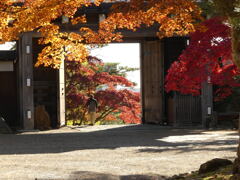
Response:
[0, 125, 238, 180]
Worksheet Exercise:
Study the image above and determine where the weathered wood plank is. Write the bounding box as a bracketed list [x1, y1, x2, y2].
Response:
[141, 40, 163, 124]
[174, 93, 202, 127]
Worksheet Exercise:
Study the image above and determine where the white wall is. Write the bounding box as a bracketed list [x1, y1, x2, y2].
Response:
[0, 61, 13, 72]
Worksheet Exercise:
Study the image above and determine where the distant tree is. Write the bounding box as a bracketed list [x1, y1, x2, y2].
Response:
[100, 62, 139, 77]
[97, 62, 139, 87]
[66, 56, 141, 125]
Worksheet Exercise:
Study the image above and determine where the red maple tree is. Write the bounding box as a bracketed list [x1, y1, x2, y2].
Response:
[165, 17, 240, 101]
[66, 56, 141, 125]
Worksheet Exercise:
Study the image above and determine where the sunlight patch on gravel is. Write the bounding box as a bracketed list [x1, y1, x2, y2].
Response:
[18, 125, 137, 134]
[159, 131, 238, 143]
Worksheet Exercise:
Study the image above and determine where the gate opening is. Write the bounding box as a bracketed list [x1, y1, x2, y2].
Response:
[90, 43, 142, 124]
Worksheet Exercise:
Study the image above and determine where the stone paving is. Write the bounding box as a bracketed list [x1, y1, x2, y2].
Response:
[0, 125, 238, 179]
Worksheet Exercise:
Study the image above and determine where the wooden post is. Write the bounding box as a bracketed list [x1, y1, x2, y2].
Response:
[140, 41, 145, 124]
[141, 40, 164, 124]
[201, 80, 213, 128]
[17, 32, 34, 129]
[58, 60, 66, 127]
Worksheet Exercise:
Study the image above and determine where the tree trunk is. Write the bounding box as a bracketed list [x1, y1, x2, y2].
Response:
[231, 24, 240, 68]
[231, 26, 240, 179]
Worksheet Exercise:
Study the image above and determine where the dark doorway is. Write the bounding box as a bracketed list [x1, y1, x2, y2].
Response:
[0, 51, 18, 128]
[32, 38, 58, 128]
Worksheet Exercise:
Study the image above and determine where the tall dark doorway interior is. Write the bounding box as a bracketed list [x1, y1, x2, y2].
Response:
[32, 38, 58, 128]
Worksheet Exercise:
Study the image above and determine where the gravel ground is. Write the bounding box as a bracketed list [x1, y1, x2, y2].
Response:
[0, 125, 238, 180]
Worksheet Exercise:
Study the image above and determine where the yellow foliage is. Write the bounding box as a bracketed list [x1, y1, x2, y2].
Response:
[0, 0, 202, 67]
[71, 15, 86, 25]
[101, 0, 202, 38]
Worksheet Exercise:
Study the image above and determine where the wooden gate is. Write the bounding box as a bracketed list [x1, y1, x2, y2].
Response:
[174, 93, 202, 127]
[141, 40, 164, 124]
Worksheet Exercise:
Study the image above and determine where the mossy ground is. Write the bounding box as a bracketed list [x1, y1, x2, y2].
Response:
[177, 165, 233, 180]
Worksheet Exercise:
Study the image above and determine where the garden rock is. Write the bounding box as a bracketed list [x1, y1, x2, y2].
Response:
[199, 158, 233, 174]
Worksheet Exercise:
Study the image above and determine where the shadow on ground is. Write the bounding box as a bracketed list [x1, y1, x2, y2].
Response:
[67, 171, 167, 180]
[0, 125, 238, 155]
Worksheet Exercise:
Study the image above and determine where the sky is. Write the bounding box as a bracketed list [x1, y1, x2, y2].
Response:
[0, 42, 15, 50]
[90, 43, 141, 88]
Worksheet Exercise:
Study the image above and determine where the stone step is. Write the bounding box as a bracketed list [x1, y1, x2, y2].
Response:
[0, 117, 12, 134]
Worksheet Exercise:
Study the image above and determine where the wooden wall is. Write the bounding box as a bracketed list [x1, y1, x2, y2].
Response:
[174, 93, 202, 127]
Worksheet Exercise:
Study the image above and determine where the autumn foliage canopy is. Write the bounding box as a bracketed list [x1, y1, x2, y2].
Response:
[165, 17, 240, 101]
[0, 0, 202, 67]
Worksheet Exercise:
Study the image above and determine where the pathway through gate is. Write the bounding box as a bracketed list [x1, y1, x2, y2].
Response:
[0, 125, 238, 179]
